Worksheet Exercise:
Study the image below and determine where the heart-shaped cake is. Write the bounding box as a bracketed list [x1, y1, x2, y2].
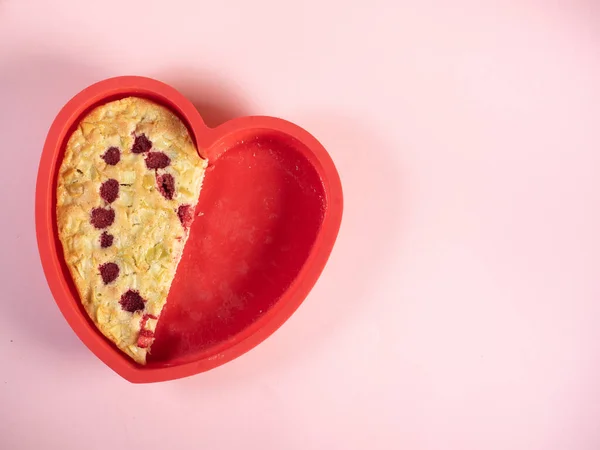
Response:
[36, 76, 343, 382]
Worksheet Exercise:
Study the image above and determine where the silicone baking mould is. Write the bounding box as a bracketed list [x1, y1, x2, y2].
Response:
[35, 76, 343, 383]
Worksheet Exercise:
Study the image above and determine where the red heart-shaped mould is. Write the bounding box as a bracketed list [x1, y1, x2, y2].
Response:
[36, 76, 343, 383]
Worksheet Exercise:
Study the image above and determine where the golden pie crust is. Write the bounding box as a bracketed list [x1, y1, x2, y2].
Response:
[56, 97, 206, 364]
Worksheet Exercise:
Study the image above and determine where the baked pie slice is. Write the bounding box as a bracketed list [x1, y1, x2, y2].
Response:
[56, 97, 207, 364]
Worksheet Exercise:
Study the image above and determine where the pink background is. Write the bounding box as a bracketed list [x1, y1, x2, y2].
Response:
[1, 1, 599, 449]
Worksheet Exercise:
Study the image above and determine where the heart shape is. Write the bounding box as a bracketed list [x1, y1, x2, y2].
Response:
[36, 76, 343, 382]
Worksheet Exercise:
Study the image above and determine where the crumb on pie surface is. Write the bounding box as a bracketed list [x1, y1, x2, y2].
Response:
[56, 97, 207, 364]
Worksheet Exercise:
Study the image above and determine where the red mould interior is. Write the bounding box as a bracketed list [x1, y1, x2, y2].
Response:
[36, 76, 343, 382]
[150, 132, 326, 365]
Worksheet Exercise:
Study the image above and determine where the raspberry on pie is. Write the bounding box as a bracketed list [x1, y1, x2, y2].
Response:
[56, 97, 207, 364]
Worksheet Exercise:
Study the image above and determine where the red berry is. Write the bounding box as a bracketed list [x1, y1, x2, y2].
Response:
[132, 134, 152, 153]
[101, 147, 120, 165]
[90, 207, 115, 229]
[120, 290, 145, 313]
[140, 313, 158, 330]
[99, 262, 119, 284]
[100, 179, 119, 203]
[136, 329, 154, 348]
[156, 173, 175, 200]
[100, 232, 114, 248]
[145, 152, 171, 169]
[177, 204, 193, 229]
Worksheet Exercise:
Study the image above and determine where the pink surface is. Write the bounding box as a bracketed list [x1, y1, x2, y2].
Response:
[1, 0, 599, 449]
